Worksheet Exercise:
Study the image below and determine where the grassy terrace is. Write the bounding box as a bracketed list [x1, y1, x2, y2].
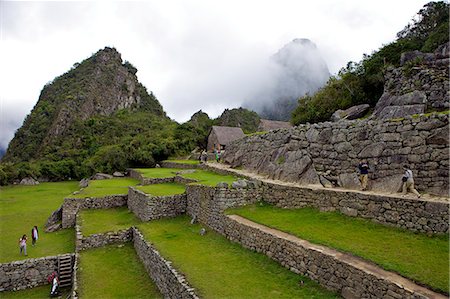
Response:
[80, 207, 141, 236]
[138, 216, 338, 299]
[228, 204, 449, 293]
[135, 182, 186, 196]
[0, 182, 79, 263]
[164, 159, 200, 165]
[77, 210, 337, 297]
[78, 244, 162, 298]
[135, 167, 184, 178]
[72, 177, 139, 198]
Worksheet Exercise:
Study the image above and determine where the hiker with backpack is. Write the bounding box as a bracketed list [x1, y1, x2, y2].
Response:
[48, 271, 60, 297]
[401, 165, 421, 198]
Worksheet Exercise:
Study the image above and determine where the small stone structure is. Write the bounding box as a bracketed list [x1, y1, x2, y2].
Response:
[62, 195, 128, 228]
[128, 187, 187, 221]
[223, 113, 449, 196]
[207, 126, 245, 152]
[0, 253, 74, 292]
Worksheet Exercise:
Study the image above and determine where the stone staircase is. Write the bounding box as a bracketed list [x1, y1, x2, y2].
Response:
[58, 255, 73, 288]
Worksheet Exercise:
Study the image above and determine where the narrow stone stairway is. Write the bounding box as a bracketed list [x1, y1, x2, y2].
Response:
[58, 255, 73, 288]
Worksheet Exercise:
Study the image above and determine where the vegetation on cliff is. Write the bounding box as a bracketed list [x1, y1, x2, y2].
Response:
[291, 1, 449, 125]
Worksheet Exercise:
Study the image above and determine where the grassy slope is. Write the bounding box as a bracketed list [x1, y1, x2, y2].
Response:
[0, 182, 78, 263]
[164, 159, 200, 165]
[138, 216, 338, 299]
[72, 178, 139, 198]
[80, 207, 141, 236]
[228, 204, 449, 293]
[78, 244, 162, 298]
[136, 183, 186, 196]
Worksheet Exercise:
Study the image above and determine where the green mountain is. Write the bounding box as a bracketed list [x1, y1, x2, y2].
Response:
[1, 47, 178, 183]
[291, 1, 449, 125]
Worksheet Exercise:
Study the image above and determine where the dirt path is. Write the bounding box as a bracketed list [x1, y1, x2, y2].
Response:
[206, 162, 449, 203]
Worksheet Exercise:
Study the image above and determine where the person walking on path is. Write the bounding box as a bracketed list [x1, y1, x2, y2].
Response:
[402, 165, 421, 198]
[31, 226, 39, 246]
[19, 234, 27, 256]
[358, 160, 369, 191]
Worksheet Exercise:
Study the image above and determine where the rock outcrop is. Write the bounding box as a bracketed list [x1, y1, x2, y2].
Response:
[373, 43, 449, 120]
[331, 104, 370, 122]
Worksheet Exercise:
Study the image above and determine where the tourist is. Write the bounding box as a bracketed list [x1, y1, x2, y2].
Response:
[48, 271, 59, 297]
[31, 226, 39, 246]
[19, 234, 27, 256]
[358, 160, 370, 191]
[402, 165, 421, 198]
[216, 149, 221, 163]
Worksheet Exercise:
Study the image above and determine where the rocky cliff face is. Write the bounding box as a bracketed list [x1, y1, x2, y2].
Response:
[373, 43, 449, 119]
[3, 47, 165, 162]
[243, 39, 330, 121]
[223, 113, 449, 196]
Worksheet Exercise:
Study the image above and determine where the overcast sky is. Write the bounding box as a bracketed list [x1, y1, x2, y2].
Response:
[0, 0, 430, 150]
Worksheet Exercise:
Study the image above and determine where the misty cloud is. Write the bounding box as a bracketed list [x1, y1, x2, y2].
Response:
[0, 0, 430, 152]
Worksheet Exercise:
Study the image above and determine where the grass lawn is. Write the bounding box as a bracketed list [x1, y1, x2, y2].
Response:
[138, 216, 338, 299]
[79, 207, 141, 236]
[164, 159, 200, 165]
[72, 178, 139, 198]
[135, 183, 186, 196]
[228, 203, 449, 293]
[0, 285, 71, 298]
[135, 168, 185, 178]
[78, 244, 162, 298]
[0, 182, 78, 263]
[182, 169, 238, 187]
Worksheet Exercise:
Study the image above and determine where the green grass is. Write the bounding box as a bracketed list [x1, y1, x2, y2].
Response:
[182, 169, 238, 187]
[79, 207, 141, 236]
[138, 216, 338, 299]
[78, 244, 162, 298]
[72, 178, 139, 198]
[164, 159, 200, 165]
[0, 285, 71, 298]
[0, 182, 78, 263]
[135, 167, 186, 178]
[228, 204, 450, 293]
[135, 183, 186, 196]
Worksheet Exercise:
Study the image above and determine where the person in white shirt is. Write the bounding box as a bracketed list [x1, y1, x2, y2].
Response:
[402, 165, 421, 198]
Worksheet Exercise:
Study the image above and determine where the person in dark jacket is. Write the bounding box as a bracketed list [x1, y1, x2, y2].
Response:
[358, 160, 369, 191]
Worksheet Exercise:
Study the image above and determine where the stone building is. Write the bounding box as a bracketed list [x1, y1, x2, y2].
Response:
[207, 126, 245, 152]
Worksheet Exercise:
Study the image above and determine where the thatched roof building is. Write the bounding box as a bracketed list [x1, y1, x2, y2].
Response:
[258, 119, 292, 131]
[207, 126, 245, 152]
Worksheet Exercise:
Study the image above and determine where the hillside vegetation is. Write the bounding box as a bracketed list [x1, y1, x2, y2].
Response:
[291, 1, 449, 125]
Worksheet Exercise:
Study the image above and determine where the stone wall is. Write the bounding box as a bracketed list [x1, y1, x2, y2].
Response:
[223, 215, 445, 299]
[71, 253, 80, 299]
[132, 228, 199, 299]
[161, 161, 200, 169]
[223, 113, 449, 196]
[187, 183, 449, 235]
[127, 168, 197, 185]
[128, 187, 187, 221]
[62, 195, 128, 228]
[0, 254, 74, 292]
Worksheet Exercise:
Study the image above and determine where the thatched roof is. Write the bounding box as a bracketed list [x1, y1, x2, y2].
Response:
[210, 126, 245, 145]
[258, 119, 292, 131]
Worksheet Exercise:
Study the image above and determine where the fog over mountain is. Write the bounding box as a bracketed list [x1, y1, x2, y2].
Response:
[243, 38, 330, 121]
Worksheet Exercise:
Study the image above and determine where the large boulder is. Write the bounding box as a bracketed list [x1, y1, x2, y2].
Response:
[19, 177, 39, 185]
[79, 178, 89, 188]
[373, 91, 426, 120]
[91, 173, 113, 180]
[45, 206, 62, 229]
[112, 171, 125, 177]
[331, 104, 370, 122]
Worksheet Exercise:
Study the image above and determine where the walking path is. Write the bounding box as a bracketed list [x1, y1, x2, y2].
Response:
[205, 162, 449, 203]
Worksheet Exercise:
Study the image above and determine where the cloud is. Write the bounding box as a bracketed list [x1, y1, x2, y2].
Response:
[0, 0, 430, 151]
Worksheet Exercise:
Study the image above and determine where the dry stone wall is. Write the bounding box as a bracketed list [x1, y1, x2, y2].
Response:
[128, 187, 187, 221]
[132, 228, 199, 299]
[0, 254, 74, 292]
[223, 113, 449, 196]
[223, 215, 445, 299]
[62, 195, 128, 228]
[128, 169, 197, 185]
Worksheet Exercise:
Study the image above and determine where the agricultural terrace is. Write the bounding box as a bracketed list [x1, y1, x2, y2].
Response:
[71, 177, 139, 198]
[228, 203, 450, 293]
